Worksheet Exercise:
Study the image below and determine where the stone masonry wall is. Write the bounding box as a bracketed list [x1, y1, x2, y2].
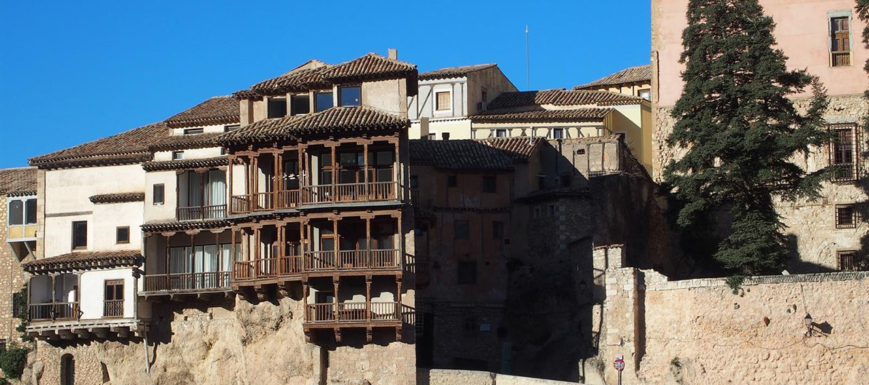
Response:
[424, 369, 581, 385]
[599, 266, 869, 385]
[0, 195, 29, 343]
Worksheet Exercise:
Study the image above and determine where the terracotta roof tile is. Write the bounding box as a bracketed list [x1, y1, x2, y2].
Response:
[486, 90, 643, 110]
[29, 122, 168, 169]
[471, 108, 613, 123]
[410, 140, 516, 172]
[323, 53, 417, 83]
[164, 96, 240, 128]
[142, 156, 228, 172]
[420, 64, 496, 81]
[475, 137, 546, 162]
[142, 219, 230, 233]
[574, 64, 652, 90]
[89, 192, 145, 204]
[0, 168, 37, 196]
[149, 132, 223, 152]
[219, 106, 409, 144]
[22, 250, 142, 274]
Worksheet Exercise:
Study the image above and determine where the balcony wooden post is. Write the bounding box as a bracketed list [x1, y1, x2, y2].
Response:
[215, 232, 221, 286]
[366, 217, 371, 268]
[253, 228, 260, 279]
[331, 145, 336, 194]
[165, 233, 172, 289]
[332, 277, 340, 322]
[251, 155, 259, 210]
[26, 278, 31, 321]
[199, 169, 206, 221]
[50, 274, 56, 320]
[396, 278, 403, 320]
[363, 143, 369, 201]
[394, 141, 400, 200]
[333, 218, 339, 268]
[274, 151, 281, 209]
[397, 211, 403, 269]
[230, 228, 236, 278]
[365, 275, 372, 322]
[302, 279, 309, 320]
[228, 156, 234, 214]
[300, 220, 306, 272]
[190, 233, 196, 288]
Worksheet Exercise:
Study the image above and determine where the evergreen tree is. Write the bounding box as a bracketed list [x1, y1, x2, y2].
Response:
[665, 0, 829, 274]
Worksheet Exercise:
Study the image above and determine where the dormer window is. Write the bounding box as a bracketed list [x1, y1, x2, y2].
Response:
[184, 128, 204, 135]
[315, 91, 333, 112]
[291, 94, 310, 116]
[172, 151, 184, 160]
[339, 85, 361, 106]
[224, 125, 240, 132]
[267, 97, 287, 118]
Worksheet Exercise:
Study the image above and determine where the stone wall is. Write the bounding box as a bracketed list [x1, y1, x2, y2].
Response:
[0, 195, 29, 343]
[424, 369, 582, 385]
[598, 265, 869, 385]
[26, 295, 415, 385]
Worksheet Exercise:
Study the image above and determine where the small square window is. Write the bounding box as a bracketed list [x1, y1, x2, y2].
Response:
[291, 94, 311, 115]
[339, 85, 361, 106]
[268, 98, 287, 118]
[172, 151, 184, 160]
[638, 89, 651, 100]
[116, 227, 130, 244]
[577, 149, 586, 155]
[183, 127, 204, 135]
[436, 91, 451, 111]
[551, 128, 564, 139]
[447, 175, 457, 188]
[72, 221, 87, 249]
[836, 205, 857, 228]
[458, 260, 477, 284]
[493, 221, 504, 240]
[224, 125, 240, 132]
[482, 176, 496, 193]
[495, 129, 508, 138]
[153, 184, 165, 205]
[315, 91, 333, 112]
[454, 220, 469, 240]
[838, 250, 858, 271]
[442, 132, 451, 140]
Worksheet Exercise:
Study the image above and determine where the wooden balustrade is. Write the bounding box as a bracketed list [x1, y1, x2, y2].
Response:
[277, 189, 301, 209]
[304, 302, 400, 324]
[143, 272, 231, 292]
[29, 302, 78, 321]
[177, 205, 227, 221]
[337, 302, 367, 322]
[103, 300, 124, 318]
[306, 303, 335, 323]
[232, 256, 303, 281]
[305, 251, 337, 271]
[231, 196, 250, 214]
[370, 249, 399, 269]
[301, 182, 398, 205]
[370, 302, 400, 321]
[304, 249, 400, 272]
[253, 192, 274, 211]
[230, 190, 301, 214]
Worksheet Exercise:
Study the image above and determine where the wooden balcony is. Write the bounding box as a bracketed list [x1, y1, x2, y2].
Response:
[233, 256, 303, 281]
[142, 272, 231, 295]
[230, 190, 300, 214]
[304, 249, 401, 273]
[301, 181, 398, 206]
[29, 302, 78, 321]
[176, 205, 227, 221]
[103, 300, 124, 318]
[304, 301, 400, 325]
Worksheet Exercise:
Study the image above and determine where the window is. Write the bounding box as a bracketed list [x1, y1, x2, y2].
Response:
[104, 280, 124, 317]
[830, 16, 851, 67]
[493, 221, 504, 240]
[72, 221, 87, 249]
[838, 250, 858, 271]
[548, 205, 556, 217]
[224, 125, 240, 132]
[447, 175, 457, 188]
[315, 91, 333, 112]
[830, 124, 857, 181]
[442, 132, 451, 140]
[435, 91, 451, 111]
[172, 151, 184, 160]
[551, 128, 564, 139]
[495, 129, 508, 138]
[537, 174, 546, 190]
[638, 89, 651, 100]
[339, 85, 361, 106]
[7, 199, 34, 227]
[458, 260, 477, 284]
[454, 220, 469, 240]
[153, 184, 165, 205]
[267, 97, 287, 118]
[410, 175, 419, 189]
[481, 89, 488, 103]
[116, 227, 130, 244]
[60, 354, 74, 385]
[482, 176, 496, 193]
[291, 94, 310, 115]
[577, 149, 586, 155]
[836, 205, 857, 228]
[183, 127, 203, 135]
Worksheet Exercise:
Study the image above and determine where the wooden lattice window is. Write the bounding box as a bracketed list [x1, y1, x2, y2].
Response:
[830, 124, 858, 182]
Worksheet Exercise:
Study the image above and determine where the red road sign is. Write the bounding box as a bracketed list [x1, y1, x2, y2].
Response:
[614, 358, 625, 371]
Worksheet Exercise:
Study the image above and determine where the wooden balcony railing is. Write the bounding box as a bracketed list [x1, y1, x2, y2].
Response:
[301, 182, 398, 205]
[304, 302, 400, 324]
[233, 256, 303, 280]
[104, 300, 124, 318]
[303, 249, 400, 272]
[230, 190, 301, 214]
[29, 302, 78, 321]
[143, 272, 231, 292]
[176, 205, 227, 221]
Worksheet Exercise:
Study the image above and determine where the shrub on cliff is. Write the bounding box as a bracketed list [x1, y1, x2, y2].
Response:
[664, 0, 830, 275]
[0, 346, 29, 380]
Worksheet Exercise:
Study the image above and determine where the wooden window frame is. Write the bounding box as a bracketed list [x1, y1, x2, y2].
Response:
[837, 250, 858, 271]
[103, 280, 124, 318]
[116, 226, 130, 244]
[435, 91, 451, 112]
[447, 175, 457, 188]
[172, 151, 184, 160]
[224, 124, 240, 132]
[835, 204, 858, 229]
[267, 97, 288, 118]
[338, 85, 362, 107]
[829, 15, 852, 67]
[71, 221, 87, 250]
[153, 184, 165, 205]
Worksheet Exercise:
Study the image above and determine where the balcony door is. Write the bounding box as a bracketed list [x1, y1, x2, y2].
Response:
[179, 170, 226, 220]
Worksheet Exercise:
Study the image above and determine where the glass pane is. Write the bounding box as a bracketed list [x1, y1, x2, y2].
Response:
[321, 238, 334, 251]
[268, 98, 287, 118]
[105, 285, 113, 300]
[25, 199, 37, 224]
[115, 285, 124, 300]
[376, 151, 393, 166]
[339, 170, 356, 183]
[320, 153, 332, 167]
[316, 92, 333, 112]
[8, 200, 23, 225]
[291, 95, 310, 115]
[340, 152, 357, 167]
[320, 171, 332, 185]
[339, 86, 361, 106]
[376, 168, 393, 182]
[170, 248, 186, 273]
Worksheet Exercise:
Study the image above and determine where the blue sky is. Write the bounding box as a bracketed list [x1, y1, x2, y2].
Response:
[0, 1, 651, 168]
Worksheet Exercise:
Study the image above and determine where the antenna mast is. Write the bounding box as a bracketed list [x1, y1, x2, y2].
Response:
[525, 25, 530, 91]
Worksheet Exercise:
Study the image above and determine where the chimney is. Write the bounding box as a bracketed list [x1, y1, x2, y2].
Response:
[387, 48, 398, 60]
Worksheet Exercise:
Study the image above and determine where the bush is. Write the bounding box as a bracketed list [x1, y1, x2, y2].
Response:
[726, 275, 745, 295]
[0, 346, 29, 380]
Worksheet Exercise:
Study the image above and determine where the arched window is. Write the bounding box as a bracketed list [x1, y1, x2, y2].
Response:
[60, 354, 74, 385]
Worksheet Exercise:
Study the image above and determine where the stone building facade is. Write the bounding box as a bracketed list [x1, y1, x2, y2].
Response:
[0, 168, 37, 345]
[651, 0, 869, 272]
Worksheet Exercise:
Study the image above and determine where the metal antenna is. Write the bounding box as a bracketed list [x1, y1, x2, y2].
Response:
[525, 25, 530, 91]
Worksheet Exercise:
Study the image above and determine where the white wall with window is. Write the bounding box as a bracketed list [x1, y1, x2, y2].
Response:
[409, 80, 467, 121]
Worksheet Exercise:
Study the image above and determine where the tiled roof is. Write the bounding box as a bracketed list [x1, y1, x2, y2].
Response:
[409, 140, 515, 172]
[475, 137, 545, 163]
[89, 192, 145, 204]
[142, 156, 228, 172]
[149, 133, 223, 152]
[164, 96, 240, 128]
[0, 167, 37, 196]
[141, 219, 230, 233]
[29, 122, 168, 169]
[574, 64, 652, 90]
[486, 90, 644, 110]
[420, 64, 496, 81]
[323, 53, 417, 83]
[22, 250, 142, 274]
[245, 61, 334, 97]
[471, 108, 612, 124]
[219, 106, 409, 145]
